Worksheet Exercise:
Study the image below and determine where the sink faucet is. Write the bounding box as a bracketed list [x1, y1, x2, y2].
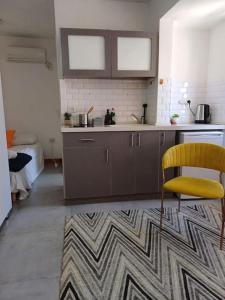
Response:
[130, 114, 144, 124]
[130, 104, 148, 124]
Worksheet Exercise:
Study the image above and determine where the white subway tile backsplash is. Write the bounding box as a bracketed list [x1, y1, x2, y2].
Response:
[60, 77, 225, 126]
[156, 79, 207, 124]
[60, 79, 147, 124]
[206, 80, 225, 123]
[156, 78, 225, 124]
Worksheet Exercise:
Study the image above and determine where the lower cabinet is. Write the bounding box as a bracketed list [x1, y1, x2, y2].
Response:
[110, 132, 136, 195]
[135, 131, 160, 194]
[63, 146, 111, 199]
[62, 130, 175, 200]
[158, 131, 176, 191]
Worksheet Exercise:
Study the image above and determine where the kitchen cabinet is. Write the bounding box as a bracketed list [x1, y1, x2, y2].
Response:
[110, 132, 136, 195]
[111, 31, 157, 78]
[63, 133, 111, 199]
[135, 131, 160, 193]
[61, 28, 157, 79]
[61, 28, 111, 78]
[110, 131, 160, 196]
[62, 130, 175, 200]
[158, 131, 176, 190]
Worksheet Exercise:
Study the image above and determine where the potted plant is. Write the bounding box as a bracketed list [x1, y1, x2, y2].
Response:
[170, 113, 180, 125]
[64, 112, 72, 127]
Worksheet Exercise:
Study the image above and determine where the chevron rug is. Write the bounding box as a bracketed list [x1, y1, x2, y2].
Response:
[60, 205, 225, 300]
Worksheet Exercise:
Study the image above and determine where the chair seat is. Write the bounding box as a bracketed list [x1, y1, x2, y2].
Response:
[163, 176, 224, 199]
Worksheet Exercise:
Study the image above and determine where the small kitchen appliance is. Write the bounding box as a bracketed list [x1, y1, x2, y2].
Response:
[195, 104, 211, 124]
[79, 114, 88, 127]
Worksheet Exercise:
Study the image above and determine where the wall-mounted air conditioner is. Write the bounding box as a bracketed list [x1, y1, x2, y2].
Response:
[7, 47, 52, 69]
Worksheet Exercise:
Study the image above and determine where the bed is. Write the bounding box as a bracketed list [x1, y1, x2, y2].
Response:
[10, 142, 44, 200]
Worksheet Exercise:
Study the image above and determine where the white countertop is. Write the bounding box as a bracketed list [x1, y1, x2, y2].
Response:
[61, 123, 225, 133]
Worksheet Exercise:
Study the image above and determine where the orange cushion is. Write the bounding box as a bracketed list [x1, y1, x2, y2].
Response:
[6, 130, 15, 148]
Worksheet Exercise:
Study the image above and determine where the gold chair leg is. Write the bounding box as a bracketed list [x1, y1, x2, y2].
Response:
[160, 189, 164, 231]
[220, 197, 225, 250]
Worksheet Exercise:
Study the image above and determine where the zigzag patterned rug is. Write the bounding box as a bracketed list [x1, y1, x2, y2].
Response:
[60, 205, 225, 300]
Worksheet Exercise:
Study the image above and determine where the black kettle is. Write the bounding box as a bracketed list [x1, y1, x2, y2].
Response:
[195, 104, 211, 124]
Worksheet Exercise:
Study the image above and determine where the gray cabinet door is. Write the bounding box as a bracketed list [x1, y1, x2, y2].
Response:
[135, 131, 160, 194]
[158, 131, 176, 190]
[111, 31, 157, 78]
[61, 28, 111, 79]
[63, 146, 111, 199]
[110, 132, 136, 195]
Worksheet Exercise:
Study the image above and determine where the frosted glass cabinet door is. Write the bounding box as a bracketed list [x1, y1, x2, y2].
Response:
[111, 31, 157, 78]
[68, 36, 105, 70]
[117, 37, 151, 71]
[61, 29, 111, 78]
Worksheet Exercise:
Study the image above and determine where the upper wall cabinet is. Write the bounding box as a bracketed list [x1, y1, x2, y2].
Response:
[61, 28, 111, 78]
[111, 31, 157, 78]
[61, 28, 157, 79]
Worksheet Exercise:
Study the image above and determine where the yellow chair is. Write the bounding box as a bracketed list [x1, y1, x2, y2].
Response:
[160, 143, 225, 250]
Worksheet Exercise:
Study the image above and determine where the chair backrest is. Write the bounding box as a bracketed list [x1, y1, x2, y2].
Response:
[162, 143, 225, 173]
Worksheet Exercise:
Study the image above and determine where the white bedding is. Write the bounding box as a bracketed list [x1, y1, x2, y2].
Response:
[10, 142, 44, 200]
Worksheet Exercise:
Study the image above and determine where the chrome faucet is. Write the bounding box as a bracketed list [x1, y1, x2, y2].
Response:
[130, 104, 147, 124]
[130, 114, 144, 124]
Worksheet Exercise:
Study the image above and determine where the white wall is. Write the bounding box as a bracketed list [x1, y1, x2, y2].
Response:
[54, 0, 149, 30]
[167, 19, 225, 124]
[0, 74, 12, 226]
[146, 0, 180, 32]
[171, 25, 209, 84]
[208, 20, 225, 83]
[169, 25, 209, 124]
[54, 0, 154, 123]
[54, 0, 150, 77]
[0, 36, 61, 158]
[206, 20, 225, 123]
[54, 0, 180, 125]
[156, 19, 210, 124]
[156, 0, 225, 125]
[145, 0, 180, 123]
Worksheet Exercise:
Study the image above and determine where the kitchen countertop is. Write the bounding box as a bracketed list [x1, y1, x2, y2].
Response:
[61, 124, 225, 133]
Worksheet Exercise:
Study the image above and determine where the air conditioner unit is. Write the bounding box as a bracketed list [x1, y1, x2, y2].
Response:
[7, 47, 52, 69]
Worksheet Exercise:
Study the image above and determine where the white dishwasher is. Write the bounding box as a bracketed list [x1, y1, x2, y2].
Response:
[178, 131, 224, 199]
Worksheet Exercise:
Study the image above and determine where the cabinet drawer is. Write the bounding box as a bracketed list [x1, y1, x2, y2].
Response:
[63, 132, 110, 148]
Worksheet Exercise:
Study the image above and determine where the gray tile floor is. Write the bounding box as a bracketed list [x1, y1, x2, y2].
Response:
[0, 167, 221, 300]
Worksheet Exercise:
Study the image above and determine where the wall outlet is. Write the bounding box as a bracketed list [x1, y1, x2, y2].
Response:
[49, 138, 55, 143]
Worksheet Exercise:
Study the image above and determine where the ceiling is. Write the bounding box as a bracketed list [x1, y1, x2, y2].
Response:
[0, 0, 55, 38]
[0, 0, 151, 38]
[3, 0, 224, 39]
[165, 0, 225, 29]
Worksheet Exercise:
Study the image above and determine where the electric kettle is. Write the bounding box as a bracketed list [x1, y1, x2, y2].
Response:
[195, 104, 211, 124]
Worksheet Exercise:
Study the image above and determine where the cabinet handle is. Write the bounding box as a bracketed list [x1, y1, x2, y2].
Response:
[131, 133, 134, 147]
[138, 133, 141, 148]
[106, 148, 109, 164]
[161, 132, 165, 146]
[80, 138, 95, 142]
